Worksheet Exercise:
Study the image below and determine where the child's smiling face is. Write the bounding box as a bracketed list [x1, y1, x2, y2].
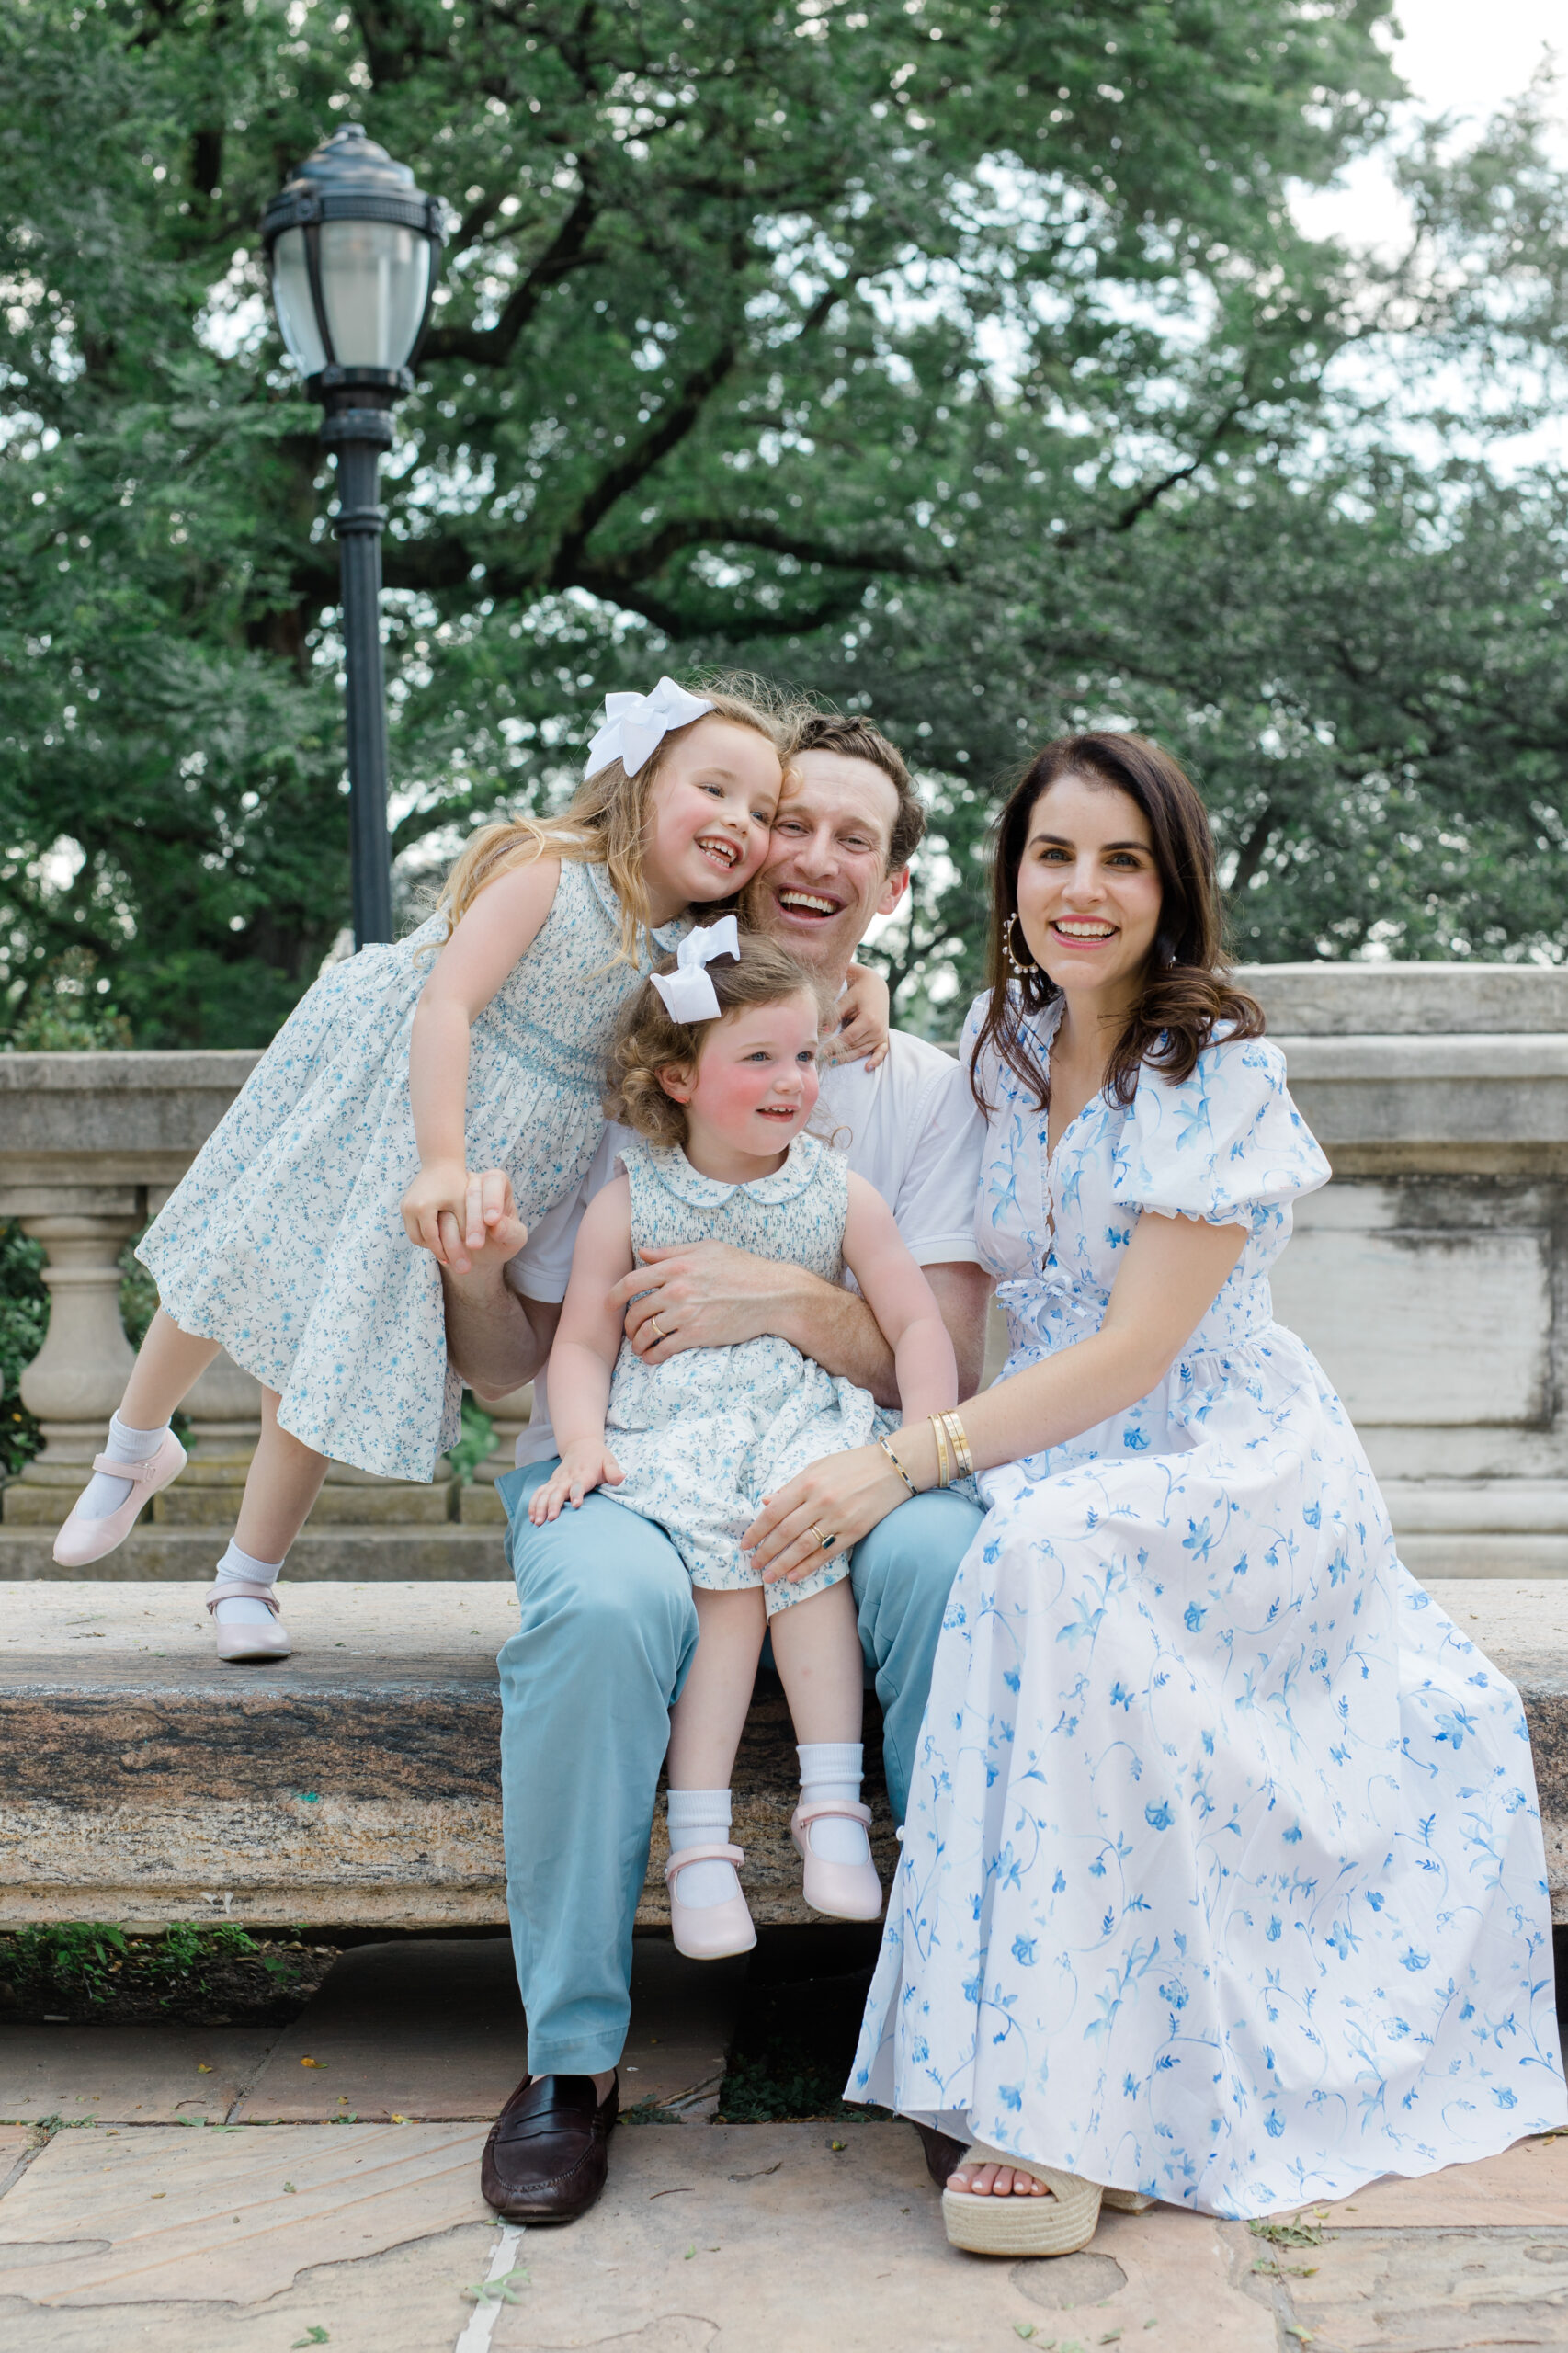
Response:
[642, 718, 783, 911]
[660, 990, 823, 1167]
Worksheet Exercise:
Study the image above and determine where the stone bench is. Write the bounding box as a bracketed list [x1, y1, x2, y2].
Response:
[1, 1580, 1562, 1933]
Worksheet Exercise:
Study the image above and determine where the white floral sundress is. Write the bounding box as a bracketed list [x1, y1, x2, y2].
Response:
[848, 991, 1567, 2217]
[606, 1133, 877, 1615]
[139, 860, 687, 1482]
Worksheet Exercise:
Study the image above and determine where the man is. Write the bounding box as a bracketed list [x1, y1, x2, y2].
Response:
[440, 715, 989, 2222]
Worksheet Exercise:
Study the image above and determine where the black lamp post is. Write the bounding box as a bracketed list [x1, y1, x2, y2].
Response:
[261, 125, 446, 948]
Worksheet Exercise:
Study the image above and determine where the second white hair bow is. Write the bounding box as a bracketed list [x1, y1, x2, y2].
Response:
[584, 676, 715, 779]
[651, 916, 742, 1024]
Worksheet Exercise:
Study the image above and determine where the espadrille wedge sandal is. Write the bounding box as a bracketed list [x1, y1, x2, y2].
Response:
[941, 2142, 1102, 2256]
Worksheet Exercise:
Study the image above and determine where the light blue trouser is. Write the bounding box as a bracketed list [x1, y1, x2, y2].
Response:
[496, 1460, 984, 2077]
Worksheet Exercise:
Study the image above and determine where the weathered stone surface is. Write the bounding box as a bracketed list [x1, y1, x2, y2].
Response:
[0, 1051, 261, 1200]
[0, 2028, 278, 2128]
[1276, 2129, 1568, 2231]
[490, 2124, 1277, 2353]
[0, 1585, 895, 1928]
[1237, 961, 1568, 1036]
[0, 2119, 493, 2306]
[230, 1933, 741, 2123]
[0, 1525, 501, 1579]
[1273, 2223, 1568, 2349]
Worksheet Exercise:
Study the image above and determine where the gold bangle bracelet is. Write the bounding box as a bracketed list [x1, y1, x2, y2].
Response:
[941, 1410, 974, 1482]
[928, 1413, 951, 1490]
[879, 1437, 918, 1497]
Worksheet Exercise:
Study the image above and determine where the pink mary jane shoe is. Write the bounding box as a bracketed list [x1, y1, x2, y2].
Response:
[51, 1431, 187, 1568]
[204, 1580, 292, 1665]
[665, 1843, 756, 1961]
[790, 1799, 883, 1922]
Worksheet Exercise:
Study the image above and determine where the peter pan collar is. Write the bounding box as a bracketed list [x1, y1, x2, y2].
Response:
[631, 1131, 826, 1209]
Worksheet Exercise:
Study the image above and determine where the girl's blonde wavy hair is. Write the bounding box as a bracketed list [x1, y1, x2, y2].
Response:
[437, 677, 801, 963]
[605, 933, 835, 1150]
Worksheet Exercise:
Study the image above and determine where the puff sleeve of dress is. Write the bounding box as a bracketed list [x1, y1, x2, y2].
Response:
[1109, 1030, 1330, 1232]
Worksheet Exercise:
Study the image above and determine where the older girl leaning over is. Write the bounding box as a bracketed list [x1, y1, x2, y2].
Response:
[745, 732, 1566, 2254]
[53, 678, 888, 1662]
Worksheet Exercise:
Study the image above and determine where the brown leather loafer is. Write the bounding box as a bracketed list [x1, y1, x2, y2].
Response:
[481, 2072, 619, 2224]
[912, 2119, 969, 2190]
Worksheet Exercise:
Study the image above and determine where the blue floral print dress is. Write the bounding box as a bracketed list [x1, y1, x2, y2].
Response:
[139, 859, 687, 1483]
[606, 1133, 878, 1615]
[848, 992, 1567, 2218]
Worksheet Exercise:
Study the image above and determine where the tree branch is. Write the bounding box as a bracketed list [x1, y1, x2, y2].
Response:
[423, 179, 599, 365]
[583, 514, 960, 586]
[1230, 801, 1279, 897]
[546, 336, 740, 580]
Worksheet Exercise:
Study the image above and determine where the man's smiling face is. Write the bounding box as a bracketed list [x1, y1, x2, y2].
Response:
[746, 748, 909, 981]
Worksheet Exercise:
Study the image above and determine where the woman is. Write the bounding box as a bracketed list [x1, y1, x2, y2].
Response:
[744, 733, 1566, 2253]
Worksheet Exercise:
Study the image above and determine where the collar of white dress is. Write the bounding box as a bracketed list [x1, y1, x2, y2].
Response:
[631, 1131, 826, 1208]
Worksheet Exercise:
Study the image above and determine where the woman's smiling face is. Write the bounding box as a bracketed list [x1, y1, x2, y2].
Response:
[1014, 772, 1163, 1004]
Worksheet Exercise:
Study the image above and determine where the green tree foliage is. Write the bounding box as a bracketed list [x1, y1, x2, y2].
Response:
[2, 1, 1564, 1041]
[1, 0, 1408, 1040]
[764, 453, 1568, 1023]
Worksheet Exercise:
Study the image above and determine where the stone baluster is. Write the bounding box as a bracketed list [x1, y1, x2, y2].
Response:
[15, 1212, 142, 1466]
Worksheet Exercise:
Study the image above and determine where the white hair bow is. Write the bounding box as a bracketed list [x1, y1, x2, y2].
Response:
[583, 676, 715, 780]
[650, 916, 742, 1025]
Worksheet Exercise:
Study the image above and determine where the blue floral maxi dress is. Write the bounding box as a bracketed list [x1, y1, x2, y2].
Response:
[848, 995, 1566, 2217]
[606, 1133, 878, 1614]
[139, 861, 687, 1482]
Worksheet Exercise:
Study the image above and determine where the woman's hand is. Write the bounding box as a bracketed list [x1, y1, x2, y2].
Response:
[527, 1439, 624, 1524]
[401, 1158, 476, 1264]
[833, 962, 891, 1070]
[743, 1444, 910, 1583]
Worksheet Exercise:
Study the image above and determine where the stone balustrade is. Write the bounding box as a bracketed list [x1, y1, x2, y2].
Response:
[4, 964, 1568, 1574]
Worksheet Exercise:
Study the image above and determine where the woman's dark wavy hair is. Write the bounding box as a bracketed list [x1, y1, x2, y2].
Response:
[970, 732, 1264, 1117]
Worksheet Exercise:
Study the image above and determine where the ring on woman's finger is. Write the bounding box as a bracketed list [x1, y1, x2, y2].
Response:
[649, 1313, 668, 1341]
[818, 1529, 838, 1550]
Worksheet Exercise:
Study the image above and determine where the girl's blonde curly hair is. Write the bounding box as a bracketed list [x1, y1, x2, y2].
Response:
[605, 931, 835, 1149]
[437, 676, 803, 965]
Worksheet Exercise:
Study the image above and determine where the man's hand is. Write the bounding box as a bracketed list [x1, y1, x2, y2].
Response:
[435, 1170, 528, 1281]
[610, 1240, 794, 1362]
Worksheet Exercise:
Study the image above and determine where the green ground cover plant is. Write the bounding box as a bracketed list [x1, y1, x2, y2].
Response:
[0, 1923, 339, 2025]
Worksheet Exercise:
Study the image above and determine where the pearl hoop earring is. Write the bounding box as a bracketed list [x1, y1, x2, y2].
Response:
[1005, 913, 1037, 978]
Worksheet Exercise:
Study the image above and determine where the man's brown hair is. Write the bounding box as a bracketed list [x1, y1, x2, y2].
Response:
[790, 712, 926, 870]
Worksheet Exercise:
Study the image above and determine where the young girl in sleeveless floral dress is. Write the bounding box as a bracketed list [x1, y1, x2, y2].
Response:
[529, 929, 958, 1952]
[52, 680, 885, 1662]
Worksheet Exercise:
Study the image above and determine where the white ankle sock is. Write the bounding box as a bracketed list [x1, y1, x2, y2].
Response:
[666, 1788, 740, 1909]
[212, 1539, 285, 1629]
[74, 1413, 169, 1521]
[798, 1742, 870, 1866]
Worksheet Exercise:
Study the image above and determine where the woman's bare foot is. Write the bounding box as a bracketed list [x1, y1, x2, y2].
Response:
[947, 2157, 1050, 2197]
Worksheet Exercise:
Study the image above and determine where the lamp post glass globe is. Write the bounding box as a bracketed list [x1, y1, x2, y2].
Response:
[261, 125, 445, 949]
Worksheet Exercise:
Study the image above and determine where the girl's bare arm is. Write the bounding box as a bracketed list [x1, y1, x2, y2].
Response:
[403, 858, 562, 1262]
[839, 1174, 958, 1422]
[528, 1179, 637, 1522]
